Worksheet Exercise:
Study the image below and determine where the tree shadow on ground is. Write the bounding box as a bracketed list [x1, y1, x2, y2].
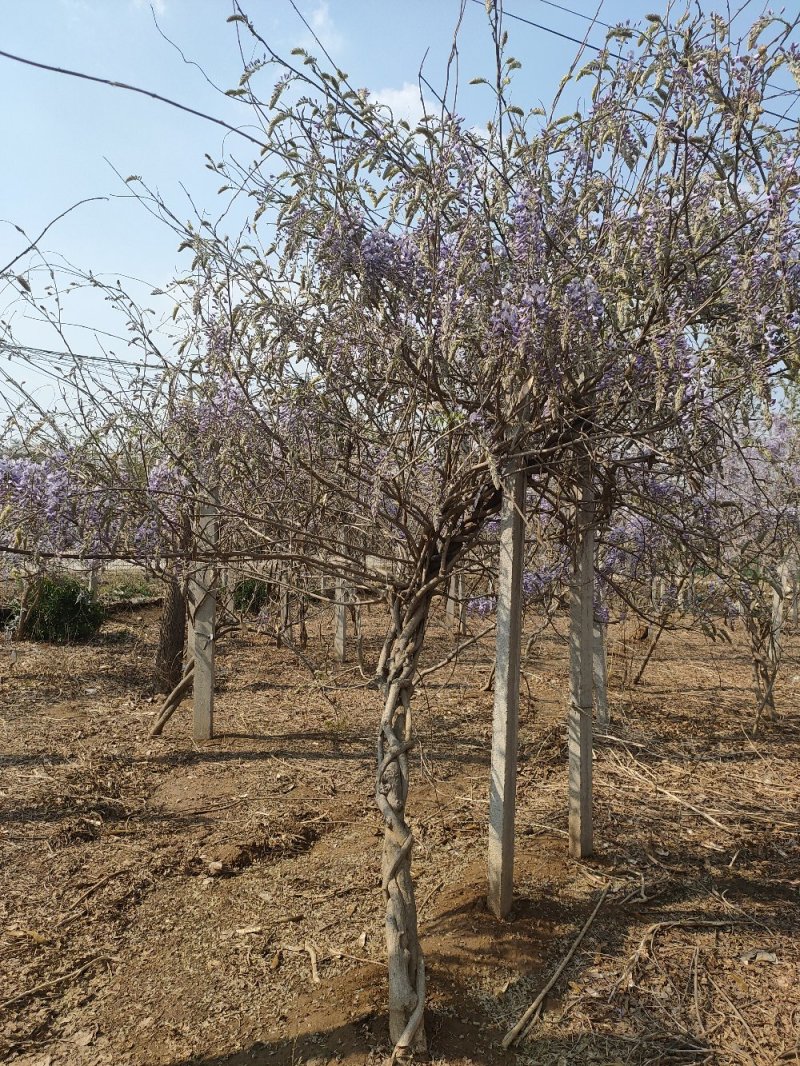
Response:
[0, 752, 70, 769]
[163, 1008, 518, 1066]
[145, 730, 488, 770]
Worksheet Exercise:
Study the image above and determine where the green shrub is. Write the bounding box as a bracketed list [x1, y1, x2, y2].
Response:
[233, 577, 271, 615]
[26, 574, 105, 643]
[106, 574, 156, 601]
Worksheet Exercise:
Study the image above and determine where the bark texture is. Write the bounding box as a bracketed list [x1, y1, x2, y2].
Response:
[154, 575, 186, 693]
[375, 592, 431, 1058]
[742, 562, 788, 730]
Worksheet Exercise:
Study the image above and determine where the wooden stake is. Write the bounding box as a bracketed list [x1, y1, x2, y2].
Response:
[185, 588, 196, 670]
[457, 573, 467, 637]
[771, 560, 788, 665]
[593, 618, 609, 731]
[488, 465, 525, 920]
[221, 566, 236, 617]
[569, 462, 594, 859]
[192, 500, 217, 741]
[334, 576, 347, 663]
[445, 572, 457, 631]
[88, 562, 101, 597]
[281, 568, 291, 632]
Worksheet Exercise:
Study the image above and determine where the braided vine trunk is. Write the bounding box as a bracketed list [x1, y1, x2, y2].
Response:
[375, 592, 431, 1058]
[742, 563, 788, 731]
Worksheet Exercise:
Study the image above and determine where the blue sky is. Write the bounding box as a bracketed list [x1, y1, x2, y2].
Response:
[0, 0, 789, 406]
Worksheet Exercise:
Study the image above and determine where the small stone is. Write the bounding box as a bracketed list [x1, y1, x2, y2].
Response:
[69, 1028, 95, 1046]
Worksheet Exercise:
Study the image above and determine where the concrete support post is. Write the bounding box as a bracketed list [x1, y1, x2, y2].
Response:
[488, 465, 525, 919]
[446, 573, 457, 632]
[334, 576, 347, 663]
[569, 461, 594, 859]
[88, 562, 101, 597]
[593, 617, 609, 732]
[192, 500, 217, 742]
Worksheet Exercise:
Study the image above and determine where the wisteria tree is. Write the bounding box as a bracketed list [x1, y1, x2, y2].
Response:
[3, 2, 800, 1056]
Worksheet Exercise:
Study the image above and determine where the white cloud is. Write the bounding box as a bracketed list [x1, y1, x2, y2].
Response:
[374, 82, 427, 126]
[132, 0, 166, 15]
[298, 1, 344, 57]
[57, 0, 91, 15]
[59, 0, 166, 14]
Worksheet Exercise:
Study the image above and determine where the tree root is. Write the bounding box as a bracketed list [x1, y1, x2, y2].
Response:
[149, 666, 194, 736]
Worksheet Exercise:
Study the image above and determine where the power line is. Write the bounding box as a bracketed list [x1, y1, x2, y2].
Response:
[1, 341, 148, 369]
[471, 0, 797, 122]
[532, 0, 612, 30]
[525, 0, 796, 101]
[469, 0, 623, 57]
[1, 8, 795, 176]
[0, 48, 269, 152]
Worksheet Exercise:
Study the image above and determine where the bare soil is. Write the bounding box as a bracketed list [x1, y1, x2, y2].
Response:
[1, 602, 799, 1066]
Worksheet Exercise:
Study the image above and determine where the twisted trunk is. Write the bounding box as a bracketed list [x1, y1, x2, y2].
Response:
[742, 579, 784, 731]
[154, 574, 186, 692]
[375, 592, 431, 1058]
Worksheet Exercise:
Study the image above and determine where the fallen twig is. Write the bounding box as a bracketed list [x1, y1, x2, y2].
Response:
[607, 756, 735, 835]
[282, 942, 321, 984]
[503, 882, 611, 1048]
[56, 868, 129, 927]
[610, 919, 745, 999]
[328, 948, 387, 967]
[708, 973, 762, 1051]
[691, 947, 705, 1036]
[418, 877, 444, 915]
[0, 955, 112, 1011]
[305, 940, 321, 983]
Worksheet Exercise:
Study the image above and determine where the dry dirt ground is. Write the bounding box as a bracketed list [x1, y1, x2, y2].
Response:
[1, 600, 799, 1066]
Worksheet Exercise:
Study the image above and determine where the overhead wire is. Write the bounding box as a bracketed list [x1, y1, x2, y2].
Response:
[468, 0, 623, 57]
[468, 0, 797, 122]
[0, 4, 795, 154]
[0, 342, 164, 401]
[0, 342, 149, 370]
[0, 47, 269, 151]
[531, 0, 613, 30]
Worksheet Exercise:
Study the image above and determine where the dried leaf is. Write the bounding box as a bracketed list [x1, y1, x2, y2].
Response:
[739, 949, 778, 965]
[5, 927, 49, 944]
